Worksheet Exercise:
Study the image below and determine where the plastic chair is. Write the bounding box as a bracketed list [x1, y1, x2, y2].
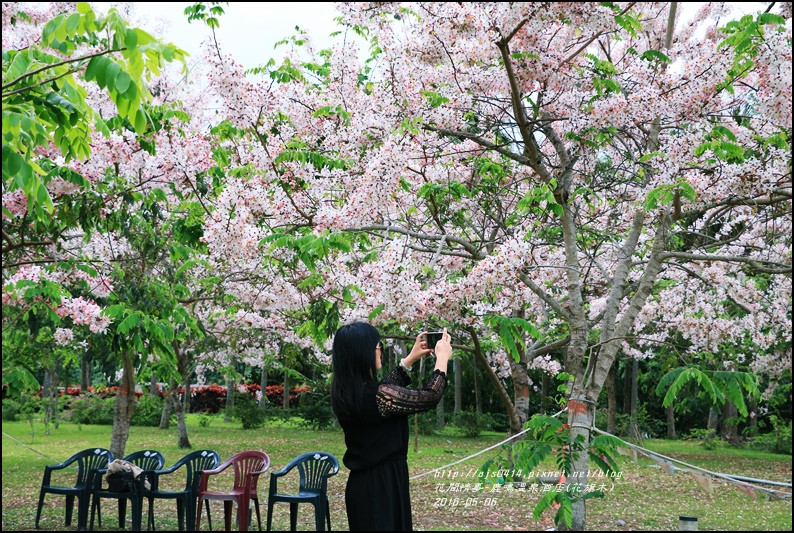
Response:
[35, 448, 114, 531]
[196, 451, 270, 532]
[266, 452, 339, 532]
[147, 450, 221, 531]
[88, 450, 165, 531]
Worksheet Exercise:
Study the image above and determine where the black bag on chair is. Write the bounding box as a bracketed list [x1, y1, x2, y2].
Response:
[106, 471, 136, 493]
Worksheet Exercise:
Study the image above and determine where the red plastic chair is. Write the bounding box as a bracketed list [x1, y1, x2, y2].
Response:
[195, 451, 270, 531]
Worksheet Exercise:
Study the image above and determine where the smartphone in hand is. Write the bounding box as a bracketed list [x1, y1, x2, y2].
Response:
[425, 331, 443, 350]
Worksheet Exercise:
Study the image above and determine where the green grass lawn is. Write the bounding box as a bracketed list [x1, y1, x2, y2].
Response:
[1, 416, 791, 531]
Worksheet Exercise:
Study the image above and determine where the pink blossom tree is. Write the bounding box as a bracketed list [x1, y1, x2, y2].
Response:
[204, 2, 791, 528]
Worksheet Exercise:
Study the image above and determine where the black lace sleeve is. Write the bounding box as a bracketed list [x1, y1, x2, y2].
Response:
[382, 365, 411, 387]
[376, 369, 447, 418]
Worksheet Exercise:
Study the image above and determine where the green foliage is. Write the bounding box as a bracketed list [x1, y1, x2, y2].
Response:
[298, 391, 334, 430]
[484, 314, 540, 363]
[1, 366, 40, 398]
[451, 409, 493, 438]
[718, 11, 787, 94]
[67, 394, 115, 425]
[685, 428, 720, 450]
[130, 394, 164, 427]
[230, 392, 266, 430]
[657, 366, 760, 417]
[478, 414, 621, 529]
[2, 398, 22, 421]
[2, 2, 187, 222]
[748, 416, 792, 455]
[198, 412, 216, 428]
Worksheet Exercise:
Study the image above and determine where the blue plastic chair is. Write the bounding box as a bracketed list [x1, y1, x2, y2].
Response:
[266, 452, 339, 531]
[89, 450, 165, 531]
[146, 450, 220, 531]
[35, 448, 114, 531]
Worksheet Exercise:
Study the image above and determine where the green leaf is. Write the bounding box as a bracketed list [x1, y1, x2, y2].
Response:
[114, 70, 131, 94]
[117, 312, 141, 334]
[368, 304, 385, 320]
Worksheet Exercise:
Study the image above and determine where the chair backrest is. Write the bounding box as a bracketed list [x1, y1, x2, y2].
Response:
[173, 450, 221, 492]
[122, 450, 166, 472]
[73, 448, 114, 486]
[294, 452, 339, 492]
[227, 451, 270, 490]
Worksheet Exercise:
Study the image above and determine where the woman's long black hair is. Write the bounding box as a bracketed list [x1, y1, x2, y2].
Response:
[330, 321, 380, 420]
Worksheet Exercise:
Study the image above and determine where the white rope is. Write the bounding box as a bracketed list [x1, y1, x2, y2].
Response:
[2, 431, 78, 470]
[591, 426, 792, 502]
[409, 407, 567, 481]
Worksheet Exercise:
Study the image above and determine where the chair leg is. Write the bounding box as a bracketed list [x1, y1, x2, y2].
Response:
[78, 492, 90, 531]
[205, 499, 213, 532]
[147, 497, 155, 531]
[132, 494, 143, 532]
[289, 503, 298, 531]
[176, 498, 185, 532]
[195, 496, 203, 531]
[314, 501, 324, 532]
[224, 500, 233, 531]
[65, 495, 75, 526]
[120, 497, 128, 529]
[35, 490, 46, 529]
[89, 496, 98, 531]
[239, 499, 249, 533]
[325, 496, 331, 531]
[97, 498, 102, 528]
[266, 500, 274, 532]
[253, 498, 262, 531]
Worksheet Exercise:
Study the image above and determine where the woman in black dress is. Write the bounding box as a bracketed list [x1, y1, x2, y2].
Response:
[330, 322, 451, 531]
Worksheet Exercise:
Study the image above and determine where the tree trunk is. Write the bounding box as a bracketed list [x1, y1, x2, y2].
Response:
[109, 353, 137, 458]
[454, 358, 462, 414]
[541, 374, 550, 413]
[259, 366, 268, 409]
[436, 394, 445, 428]
[606, 361, 617, 435]
[225, 377, 235, 422]
[159, 382, 173, 429]
[721, 401, 739, 444]
[748, 398, 758, 437]
[150, 373, 158, 396]
[474, 366, 483, 414]
[707, 406, 720, 430]
[630, 358, 639, 439]
[43, 369, 52, 433]
[283, 368, 290, 410]
[622, 358, 632, 415]
[173, 391, 191, 448]
[468, 326, 523, 434]
[666, 403, 676, 440]
[81, 351, 90, 391]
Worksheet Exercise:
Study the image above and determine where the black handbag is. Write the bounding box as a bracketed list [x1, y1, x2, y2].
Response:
[106, 471, 137, 493]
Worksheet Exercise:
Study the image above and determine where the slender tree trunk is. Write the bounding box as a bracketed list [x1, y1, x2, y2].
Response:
[541, 374, 550, 413]
[606, 361, 617, 434]
[721, 401, 739, 444]
[225, 377, 235, 422]
[436, 394, 445, 428]
[454, 358, 462, 414]
[159, 381, 173, 429]
[173, 392, 191, 448]
[468, 326, 522, 434]
[666, 403, 676, 440]
[150, 373, 158, 396]
[748, 398, 758, 437]
[283, 368, 290, 410]
[43, 370, 52, 433]
[707, 406, 720, 430]
[81, 351, 90, 391]
[259, 366, 268, 409]
[474, 366, 483, 414]
[622, 358, 632, 415]
[630, 358, 639, 438]
[109, 353, 137, 458]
